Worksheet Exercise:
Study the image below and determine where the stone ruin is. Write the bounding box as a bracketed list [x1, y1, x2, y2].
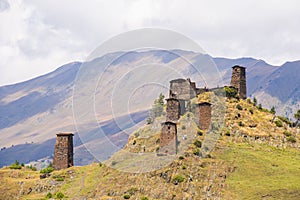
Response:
[195, 102, 212, 130]
[159, 65, 247, 155]
[230, 65, 246, 99]
[158, 122, 178, 155]
[52, 65, 247, 163]
[53, 133, 74, 170]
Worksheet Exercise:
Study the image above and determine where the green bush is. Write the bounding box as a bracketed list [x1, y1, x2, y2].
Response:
[287, 136, 296, 143]
[225, 131, 230, 136]
[275, 120, 283, 127]
[141, 197, 149, 200]
[178, 156, 184, 160]
[40, 166, 54, 174]
[173, 175, 185, 183]
[182, 165, 187, 170]
[193, 149, 200, 156]
[9, 160, 22, 169]
[193, 140, 202, 148]
[197, 130, 203, 136]
[236, 104, 243, 110]
[283, 131, 292, 137]
[45, 192, 53, 199]
[238, 121, 244, 127]
[181, 125, 186, 130]
[56, 192, 65, 199]
[278, 116, 291, 126]
[26, 165, 37, 171]
[247, 98, 252, 104]
[55, 177, 64, 181]
[224, 86, 239, 99]
[124, 194, 130, 199]
[249, 108, 254, 114]
[258, 104, 262, 110]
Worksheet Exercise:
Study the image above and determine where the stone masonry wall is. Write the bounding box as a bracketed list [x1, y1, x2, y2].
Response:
[195, 102, 212, 130]
[53, 133, 74, 170]
[166, 98, 180, 122]
[230, 65, 246, 99]
[159, 122, 177, 155]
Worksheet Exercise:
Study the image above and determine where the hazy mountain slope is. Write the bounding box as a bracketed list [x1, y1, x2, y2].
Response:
[0, 50, 299, 167]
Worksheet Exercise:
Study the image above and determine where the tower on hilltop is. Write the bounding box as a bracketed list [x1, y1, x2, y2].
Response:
[230, 65, 246, 99]
[53, 133, 74, 170]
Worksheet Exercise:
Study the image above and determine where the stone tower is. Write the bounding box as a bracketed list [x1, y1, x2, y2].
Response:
[166, 98, 180, 122]
[195, 102, 212, 130]
[169, 78, 196, 100]
[159, 122, 177, 155]
[53, 133, 74, 170]
[230, 65, 246, 99]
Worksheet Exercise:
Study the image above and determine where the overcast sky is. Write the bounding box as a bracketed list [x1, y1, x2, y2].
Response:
[0, 0, 299, 86]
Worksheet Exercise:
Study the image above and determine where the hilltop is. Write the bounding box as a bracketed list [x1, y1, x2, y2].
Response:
[1, 50, 300, 167]
[1, 92, 300, 200]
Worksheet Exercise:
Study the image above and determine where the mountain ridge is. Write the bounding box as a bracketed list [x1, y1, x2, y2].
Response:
[0, 49, 299, 167]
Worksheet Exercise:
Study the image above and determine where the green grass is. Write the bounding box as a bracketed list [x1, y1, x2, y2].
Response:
[220, 142, 300, 199]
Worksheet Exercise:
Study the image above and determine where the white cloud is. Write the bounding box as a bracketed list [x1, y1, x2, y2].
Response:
[0, 0, 300, 86]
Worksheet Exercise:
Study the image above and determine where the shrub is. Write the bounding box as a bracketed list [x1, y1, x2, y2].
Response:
[193, 149, 200, 156]
[283, 131, 292, 137]
[278, 116, 291, 126]
[270, 106, 276, 114]
[236, 104, 243, 110]
[249, 108, 254, 114]
[181, 125, 186, 130]
[224, 86, 239, 99]
[238, 121, 244, 127]
[45, 192, 53, 199]
[9, 160, 22, 169]
[40, 166, 54, 174]
[253, 97, 257, 106]
[225, 131, 230, 136]
[26, 165, 37, 171]
[56, 192, 65, 199]
[182, 165, 187, 170]
[55, 177, 64, 181]
[287, 136, 296, 143]
[132, 140, 136, 145]
[173, 175, 185, 183]
[178, 156, 184, 160]
[141, 197, 149, 200]
[124, 194, 130, 199]
[197, 130, 203, 136]
[193, 140, 202, 148]
[275, 120, 283, 127]
[247, 98, 252, 104]
[258, 104, 262, 110]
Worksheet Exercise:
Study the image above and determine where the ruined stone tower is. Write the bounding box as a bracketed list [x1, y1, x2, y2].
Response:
[230, 65, 246, 99]
[195, 102, 212, 130]
[169, 78, 196, 100]
[53, 133, 74, 170]
[159, 122, 177, 155]
[166, 98, 180, 122]
[169, 78, 196, 114]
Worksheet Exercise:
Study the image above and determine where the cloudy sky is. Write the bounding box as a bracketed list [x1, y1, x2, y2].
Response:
[0, 0, 299, 86]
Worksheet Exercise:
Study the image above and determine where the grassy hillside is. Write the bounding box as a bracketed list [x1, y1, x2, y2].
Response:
[1, 93, 300, 199]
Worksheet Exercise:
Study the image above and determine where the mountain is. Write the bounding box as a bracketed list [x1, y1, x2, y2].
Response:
[0, 50, 299, 167]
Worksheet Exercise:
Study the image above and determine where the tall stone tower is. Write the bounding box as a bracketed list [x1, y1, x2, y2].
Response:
[53, 133, 74, 170]
[166, 98, 180, 122]
[230, 65, 246, 99]
[159, 122, 177, 155]
[195, 102, 212, 130]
